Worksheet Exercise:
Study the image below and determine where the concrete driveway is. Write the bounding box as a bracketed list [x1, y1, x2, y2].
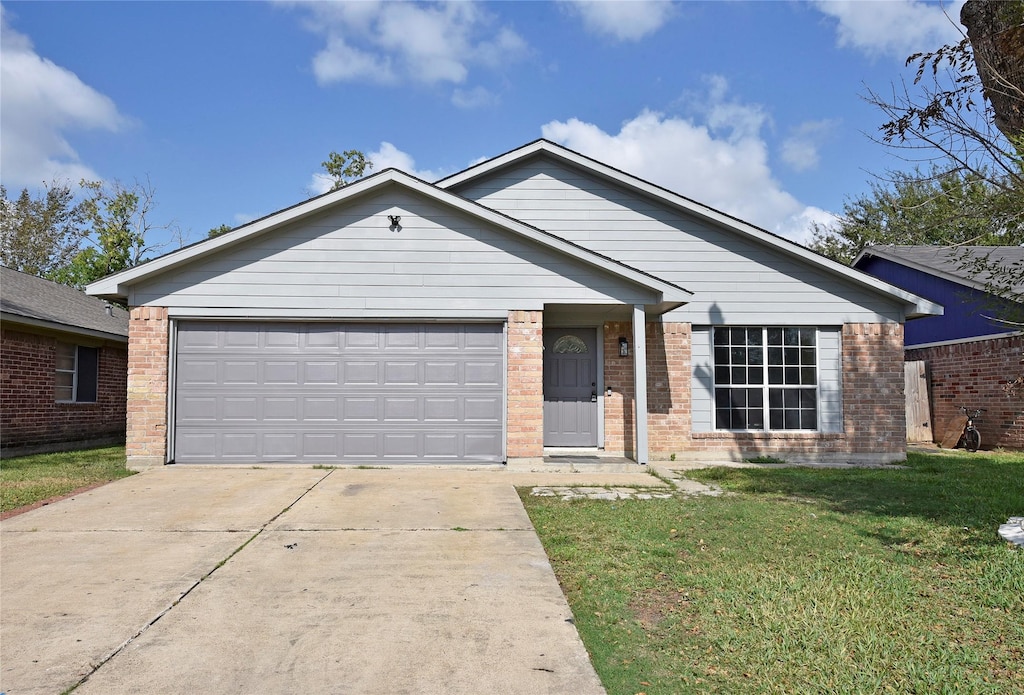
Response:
[1, 465, 662, 694]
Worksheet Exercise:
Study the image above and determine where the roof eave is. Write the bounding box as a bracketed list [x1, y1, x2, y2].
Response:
[1, 311, 129, 342]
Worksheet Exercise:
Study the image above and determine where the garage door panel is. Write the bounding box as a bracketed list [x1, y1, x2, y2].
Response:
[174, 322, 504, 464]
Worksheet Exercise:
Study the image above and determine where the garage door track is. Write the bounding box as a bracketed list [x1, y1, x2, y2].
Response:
[1, 467, 611, 695]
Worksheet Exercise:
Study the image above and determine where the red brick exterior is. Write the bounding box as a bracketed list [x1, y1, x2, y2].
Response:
[603, 321, 691, 457]
[119, 307, 907, 465]
[603, 320, 905, 462]
[126, 307, 170, 468]
[906, 335, 1024, 450]
[841, 322, 906, 454]
[0, 326, 127, 454]
[506, 310, 544, 457]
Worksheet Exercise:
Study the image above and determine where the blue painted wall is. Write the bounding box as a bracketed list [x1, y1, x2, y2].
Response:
[855, 256, 1011, 346]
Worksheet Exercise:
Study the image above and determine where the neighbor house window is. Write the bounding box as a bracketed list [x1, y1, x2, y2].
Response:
[713, 327, 818, 431]
[55, 343, 99, 403]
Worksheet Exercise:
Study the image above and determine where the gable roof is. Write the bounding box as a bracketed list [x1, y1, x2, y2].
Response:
[1, 266, 128, 341]
[438, 139, 942, 319]
[854, 245, 1024, 297]
[86, 168, 692, 312]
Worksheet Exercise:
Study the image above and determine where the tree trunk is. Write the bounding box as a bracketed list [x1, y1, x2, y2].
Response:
[961, 0, 1024, 142]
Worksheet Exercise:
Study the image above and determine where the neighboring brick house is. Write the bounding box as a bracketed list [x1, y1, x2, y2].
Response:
[1, 266, 129, 455]
[87, 140, 939, 470]
[854, 245, 1024, 450]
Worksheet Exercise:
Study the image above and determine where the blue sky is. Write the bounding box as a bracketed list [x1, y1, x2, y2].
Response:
[1, 0, 967, 251]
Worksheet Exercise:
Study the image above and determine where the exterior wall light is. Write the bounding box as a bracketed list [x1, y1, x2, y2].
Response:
[619, 337, 629, 357]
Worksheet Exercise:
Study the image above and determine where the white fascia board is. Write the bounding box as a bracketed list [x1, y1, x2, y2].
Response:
[85, 166, 691, 306]
[440, 140, 940, 319]
[85, 172, 407, 300]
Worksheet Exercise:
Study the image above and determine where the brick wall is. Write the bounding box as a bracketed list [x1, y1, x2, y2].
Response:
[689, 323, 905, 461]
[507, 310, 544, 458]
[603, 321, 691, 457]
[0, 327, 127, 454]
[841, 322, 906, 454]
[126, 307, 170, 468]
[906, 334, 1024, 450]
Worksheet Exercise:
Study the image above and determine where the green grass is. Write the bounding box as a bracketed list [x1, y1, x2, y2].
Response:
[521, 451, 1024, 694]
[1, 446, 133, 513]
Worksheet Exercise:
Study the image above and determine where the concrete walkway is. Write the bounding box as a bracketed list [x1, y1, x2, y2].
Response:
[0, 465, 669, 695]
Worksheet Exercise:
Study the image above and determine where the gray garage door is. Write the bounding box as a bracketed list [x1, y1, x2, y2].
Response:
[173, 322, 504, 464]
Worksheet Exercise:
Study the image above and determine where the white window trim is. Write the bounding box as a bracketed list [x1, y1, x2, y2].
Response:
[712, 326, 821, 432]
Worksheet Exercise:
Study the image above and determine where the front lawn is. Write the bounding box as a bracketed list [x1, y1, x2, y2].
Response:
[521, 451, 1024, 694]
[0, 446, 133, 514]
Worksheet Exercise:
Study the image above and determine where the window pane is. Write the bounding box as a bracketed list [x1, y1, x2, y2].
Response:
[748, 347, 763, 365]
[785, 366, 800, 384]
[731, 347, 746, 364]
[76, 347, 99, 402]
[768, 347, 783, 365]
[784, 347, 799, 364]
[769, 410, 783, 429]
[802, 409, 818, 429]
[714, 328, 728, 345]
[714, 366, 731, 384]
[768, 367, 783, 384]
[784, 328, 800, 345]
[748, 367, 763, 385]
[799, 328, 816, 345]
[55, 386, 73, 401]
[732, 366, 746, 384]
[801, 367, 817, 385]
[767, 328, 783, 345]
[801, 348, 816, 365]
[714, 346, 730, 364]
[785, 410, 800, 429]
[748, 410, 764, 429]
[55, 372, 74, 389]
[552, 336, 588, 354]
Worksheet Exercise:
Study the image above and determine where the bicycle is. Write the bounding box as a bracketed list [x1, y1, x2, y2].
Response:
[959, 406, 984, 452]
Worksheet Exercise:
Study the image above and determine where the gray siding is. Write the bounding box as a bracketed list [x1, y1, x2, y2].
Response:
[454, 160, 904, 324]
[690, 326, 841, 434]
[132, 186, 659, 317]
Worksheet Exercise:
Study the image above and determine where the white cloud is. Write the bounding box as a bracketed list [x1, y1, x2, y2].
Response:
[541, 81, 823, 243]
[308, 141, 446, 195]
[452, 85, 499, 109]
[367, 141, 445, 181]
[561, 0, 676, 41]
[284, 0, 527, 87]
[0, 7, 126, 188]
[813, 0, 966, 59]
[780, 119, 837, 172]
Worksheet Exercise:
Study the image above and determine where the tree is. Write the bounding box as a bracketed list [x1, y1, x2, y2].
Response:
[321, 150, 372, 191]
[207, 224, 233, 239]
[809, 166, 1024, 264]
[0, 182, 87, 277]
[811, 1, 1024, 265]
[961, 0, 1024, 142]
[49, 178, 172, 288]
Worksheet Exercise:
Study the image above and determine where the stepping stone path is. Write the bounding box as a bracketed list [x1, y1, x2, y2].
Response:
[531, 466, 722, 501]
[998, 517, 1024, 547]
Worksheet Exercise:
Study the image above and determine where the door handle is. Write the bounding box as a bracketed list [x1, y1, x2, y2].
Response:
[591, 391, 598, 402]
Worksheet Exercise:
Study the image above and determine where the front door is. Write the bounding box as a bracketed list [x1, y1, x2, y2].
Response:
[543, 328, 598, 447]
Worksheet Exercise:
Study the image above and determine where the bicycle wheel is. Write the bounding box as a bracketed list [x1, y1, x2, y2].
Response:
[964, 428, 981, 452]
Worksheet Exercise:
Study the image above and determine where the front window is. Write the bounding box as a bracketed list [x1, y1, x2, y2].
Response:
[55, 343, 99, 403]
[713, 327, 818, 431]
